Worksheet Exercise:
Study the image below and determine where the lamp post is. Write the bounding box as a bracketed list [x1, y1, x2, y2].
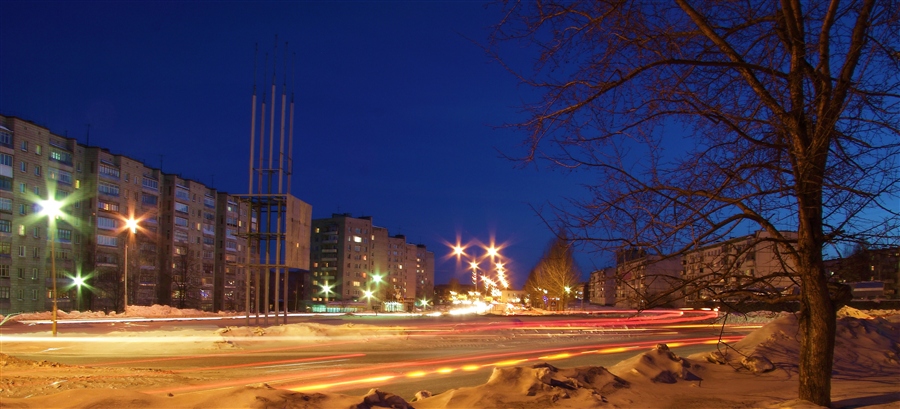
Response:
[123, 218, 139, 313]
[363, 289, 374, 311]
[371, 274, 382, 312]
[38, 199, 63, 337]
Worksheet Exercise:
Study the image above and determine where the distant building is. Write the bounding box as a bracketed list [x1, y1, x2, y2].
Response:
[615, 249, 683, 309]
[825, 246, 899, 300]
[588, 267, 616, 306]
[309, 214, 434, 311]
[681, 230, 799, 305]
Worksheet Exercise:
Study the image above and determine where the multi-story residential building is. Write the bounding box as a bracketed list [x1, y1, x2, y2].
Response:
[588, 267, 616, 306]
[309, 214, 434, 311]
[415, 244, 435, 304]
[80, 146, 163, 311]
[309, 214, 375, 304]
[0, 114, 254, 315]
[825, 246, 899, 300]
[0, 117, 80, 314]
[614, 249, 683, 309]
[158, 175, 217, 310]
[681, 230, 799, 305]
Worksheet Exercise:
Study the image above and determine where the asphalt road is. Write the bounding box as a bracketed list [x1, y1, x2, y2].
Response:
[1, 311, 755, 399]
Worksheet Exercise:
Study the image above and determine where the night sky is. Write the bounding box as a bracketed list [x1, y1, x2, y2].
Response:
[1, 1, 598, 288]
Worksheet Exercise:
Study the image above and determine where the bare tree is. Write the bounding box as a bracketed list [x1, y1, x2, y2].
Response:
[173, 253, 201, 309]
[527, 234, 581, 310]
[491, 1, 899, 406]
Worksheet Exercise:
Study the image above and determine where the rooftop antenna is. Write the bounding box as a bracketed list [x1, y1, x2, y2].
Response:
[85, 124, 91, 146]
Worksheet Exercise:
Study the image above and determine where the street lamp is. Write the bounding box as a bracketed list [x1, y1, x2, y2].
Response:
[38, 198, 63, 337]
[322, 281, 332, 303]
[363, 289, 374, 310]
[72, 275, 85, 311]
[123, 217, 139, 313]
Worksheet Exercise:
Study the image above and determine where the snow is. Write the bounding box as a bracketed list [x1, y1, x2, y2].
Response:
[1, 306, 898, 408]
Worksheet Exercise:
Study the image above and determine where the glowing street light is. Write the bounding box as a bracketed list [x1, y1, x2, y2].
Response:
[38, 198, 63, 337]
[322, 282, 333, 303]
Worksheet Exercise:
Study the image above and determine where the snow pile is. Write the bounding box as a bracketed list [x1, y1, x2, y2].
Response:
[216, 322, 408, 341]
[2, 305, 227, 322]
[705, 307, 900, 377]
[836, 306, 872, 319]
[414, 363, 628, 409]
[610, 344, 703, 383]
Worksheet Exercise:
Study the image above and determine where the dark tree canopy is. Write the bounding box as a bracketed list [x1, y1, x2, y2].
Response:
[491, 0, 899, 406]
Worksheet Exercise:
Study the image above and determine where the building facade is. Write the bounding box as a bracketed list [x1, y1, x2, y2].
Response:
[309, 214, 434, 310]
[681, 230, 799, 305]
[0, 115, 253, 315]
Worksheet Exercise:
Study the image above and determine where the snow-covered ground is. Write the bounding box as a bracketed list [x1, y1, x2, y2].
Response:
[1, 306, 898, 408]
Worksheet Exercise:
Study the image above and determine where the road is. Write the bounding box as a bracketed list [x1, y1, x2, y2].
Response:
[0, 310, 758, 399]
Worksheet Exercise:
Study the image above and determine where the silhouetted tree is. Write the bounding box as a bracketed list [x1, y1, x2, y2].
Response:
[491, 1, 899, 405]
[527, 234, 581, 310]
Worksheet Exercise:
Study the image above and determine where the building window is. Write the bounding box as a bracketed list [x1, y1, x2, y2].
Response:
[19, 161, 26, 172]
[0, 130, 11, 148]
[175, 202, 189, 214]
[0, 286, 9, 299]
[58, 229, 72, 242]
[98, 182, 119, 197]
[49, 150, 73, 165]
[20, 141, 27, 151]
[142, 193, 158, 205]
[0, 265, 8, 278]
[35, 145, 41, 155]
[18, 183, 25, 193]
[0, 219, 9, 233]
[96, 235, 118, 247]
[175, 188, 190, 201]
[18, 245, 26, 257]
[32, 226, 39, 238]
[99, 163, 120, 179]
[174, 216, 189, 227]
[97, 200, 120, 212]
[0, 242, 10, 256]
[97, 216, 118, 230]
[49, 168, 73, 185]
[142, 178, 159, 191]
[34, 165, 41, 176]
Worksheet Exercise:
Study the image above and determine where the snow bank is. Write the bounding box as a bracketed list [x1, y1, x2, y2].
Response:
[610, 344, 703, 383]
[704, 306, 900, 377]
[414, 363, 628, 409]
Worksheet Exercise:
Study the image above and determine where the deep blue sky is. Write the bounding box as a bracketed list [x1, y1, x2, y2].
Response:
[1, 1, 598, 288]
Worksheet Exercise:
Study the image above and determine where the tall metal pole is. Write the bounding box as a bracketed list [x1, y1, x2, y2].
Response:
[50, 225, 57, 337]
[124, 243, 128, 312]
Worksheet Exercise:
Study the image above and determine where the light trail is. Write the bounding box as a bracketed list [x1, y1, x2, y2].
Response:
[279, 335, 744, 393]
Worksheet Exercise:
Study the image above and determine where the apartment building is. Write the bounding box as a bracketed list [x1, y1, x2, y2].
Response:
[0, 117, 80, 314]
[614, 249, 683, 309]
[588, 267, 616, 306]
[309, 214, 374, 303]
[415, 244, 435, 304]
[681, 230, 799, 305]
[0, 114, 252, 315]
[825, 246, 899, 300]
[309, 214, 434, 310]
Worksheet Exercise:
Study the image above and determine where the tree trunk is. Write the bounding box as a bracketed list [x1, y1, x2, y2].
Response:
[798, 269, 835, 407]
[797, 197, 835, 407]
